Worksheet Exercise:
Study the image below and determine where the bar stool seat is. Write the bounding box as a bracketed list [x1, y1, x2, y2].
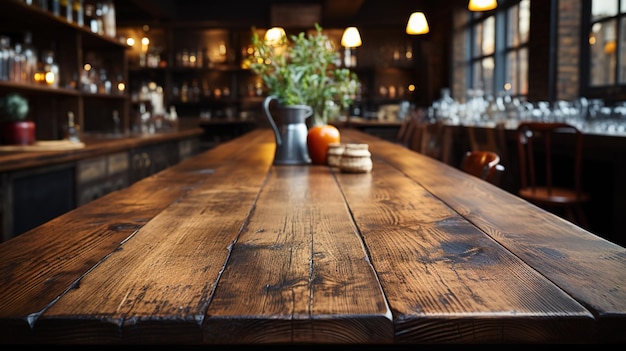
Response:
[460, 150, 505, 185]
[516, 122, 591, 228]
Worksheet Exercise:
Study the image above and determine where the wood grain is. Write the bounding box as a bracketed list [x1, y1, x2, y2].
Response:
[335, 156, 594, 343]
[31, 131, 276, 344]
[0, 128, 624, 344]
[204, 165, 392, 343]
[341, 128, 626, 343]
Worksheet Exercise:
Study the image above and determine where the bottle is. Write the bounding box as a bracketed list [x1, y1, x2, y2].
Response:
[22, 32, 38, 84]
[102, 0, 116, 38]
[10, 43, 25, 83]
[84, 3, 96, 33]
[51, 0, 60, 16]
[168, 106, 178, 120]
[42, 50, 59, 87]
[73, 0, 84, 27]
[0, 36, 14, 81]
[435, 87, 455, 121]
[59, 0, 72, 22]
[99, 68, 111, 94]
[66, 111, 80, 142]
[167, 106, 179, 131]
[180, 81, 189, 103]
[92, 2, 105, 35]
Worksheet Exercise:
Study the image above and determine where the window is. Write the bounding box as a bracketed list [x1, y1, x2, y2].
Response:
[467, 13, 496, 95]
[586, 0, 626, 94]
[581, 0, 626, 102]
[461, 0, 530, 99]
[505, 0, 530, 96]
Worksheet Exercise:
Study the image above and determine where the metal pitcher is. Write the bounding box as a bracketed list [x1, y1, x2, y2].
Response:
[263, 96, 312, 165]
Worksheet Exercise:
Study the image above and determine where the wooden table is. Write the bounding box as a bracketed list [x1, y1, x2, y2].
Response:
[0, 128, 624, 344]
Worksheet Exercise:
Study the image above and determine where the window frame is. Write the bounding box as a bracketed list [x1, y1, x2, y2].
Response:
[581, 0, 626, 101]
[462, 0, 529, 100]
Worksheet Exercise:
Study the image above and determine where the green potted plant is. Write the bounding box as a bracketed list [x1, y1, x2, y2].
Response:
[249, 24, 360, 164]
[0, 93, 35, 145]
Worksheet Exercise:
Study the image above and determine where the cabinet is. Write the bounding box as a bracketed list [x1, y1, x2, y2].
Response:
[129, 141, 179, 183]
[2, 162, 75, 240]
[76, 151, 129, 206]
[0, 129, 202, 241]
[0, 0, 129, 140]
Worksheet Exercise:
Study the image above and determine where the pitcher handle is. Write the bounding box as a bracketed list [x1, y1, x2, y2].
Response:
[304, 105, 313, 119]
[263, 96, 281, 145]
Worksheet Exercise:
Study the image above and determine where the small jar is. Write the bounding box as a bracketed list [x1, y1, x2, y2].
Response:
[326, 142, 345, 167]
[339, 143, 373, 173]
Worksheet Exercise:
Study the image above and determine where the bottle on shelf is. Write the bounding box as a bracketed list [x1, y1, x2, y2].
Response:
[102, 0, 116, 38]
[73, 0, 84, 27]
[66, 111, 80, 142]
[22, 32, 38, 84]
[0, 36, 14, 81]
[59, 0, 72, 22]
[51, 0, 60, 16]
[99, 68, 111, 94]
[138, 102, 154, 135]
[92, 2, 105, 35]
[10, 43, 25, 83]
[167, 106, 179, 131]
[42, 50, 59, 88]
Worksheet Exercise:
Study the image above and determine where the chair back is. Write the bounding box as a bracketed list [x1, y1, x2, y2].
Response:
[461, 150, 504, 184]
[516, 122, 584, 199]
[467, 122, 509, 167]
[396, 110, 424, 147]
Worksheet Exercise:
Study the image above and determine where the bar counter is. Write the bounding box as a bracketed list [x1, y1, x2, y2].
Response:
[0, 128, 624, 344]
[0, 128, 204, 173]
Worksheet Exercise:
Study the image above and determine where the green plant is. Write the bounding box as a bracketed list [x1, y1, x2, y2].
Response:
[0, 93, 29, 122]
[249, 24, 359, 125]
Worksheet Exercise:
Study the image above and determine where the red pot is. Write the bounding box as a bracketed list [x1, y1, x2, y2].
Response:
[1, 121, 36, 145]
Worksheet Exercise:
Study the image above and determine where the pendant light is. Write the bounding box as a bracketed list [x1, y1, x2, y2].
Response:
[341, 27, 362, 48]
[264, 27, 286, 46]
[341, 27, 362, 67]
[406, 12, 429, 35]
[468, 0, 498, 12]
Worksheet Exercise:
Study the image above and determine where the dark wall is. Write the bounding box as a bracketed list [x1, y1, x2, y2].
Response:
[527, 0, 554, 102]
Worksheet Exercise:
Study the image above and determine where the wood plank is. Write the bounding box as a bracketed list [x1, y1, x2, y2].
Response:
[0, 130, 274, 343]
[334, 146, 595, 343]
[203, 165, 393, 344]
[29, 129, 274, 343]
[1, 128, 623, 344]
[28, 131, 275, 343]
[341, 128, 626, 343]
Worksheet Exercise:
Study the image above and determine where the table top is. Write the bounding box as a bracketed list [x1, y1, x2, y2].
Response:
[0, 128, 624, 344]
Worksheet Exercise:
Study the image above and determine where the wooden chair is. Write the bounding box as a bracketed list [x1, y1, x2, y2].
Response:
[516, 122, 590, 228]
[396, 108, 426, 148]
[461, 150, 505, 185]
[407, 120, 452, 163]
[466, 122, 509, 167]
